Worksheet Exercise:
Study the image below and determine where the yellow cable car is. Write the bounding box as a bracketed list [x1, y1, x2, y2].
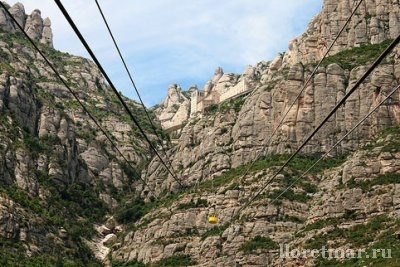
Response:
[208, 202, 218, 224]
[208, 214, 218, 224]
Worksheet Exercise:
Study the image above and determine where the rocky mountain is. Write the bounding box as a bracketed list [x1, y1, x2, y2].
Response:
[0, 2, 53, 47]
[154, 84, 190, 132]
[0, 2, 163, 265]
[282, 0, 400, 66]
[112, 0, 400, 265]
[0, 0, 399, 267]
[149, 0, 400, 194]
[113, 128, 400, 266]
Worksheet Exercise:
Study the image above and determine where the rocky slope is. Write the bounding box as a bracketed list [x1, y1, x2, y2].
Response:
[0, 0, 399, 266]
[155, 0, 400, 136]
[154, 84, 190, 131]
[282, 0, 400, 66]
[0, 2, 53, 47]
[112, 0, 400, 266]
[112, 127, 400, 266]
[0, 2, 162, 265]
[148, 0, 400, 195]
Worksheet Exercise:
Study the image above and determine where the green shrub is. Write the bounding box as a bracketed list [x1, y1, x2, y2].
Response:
[1, 181, 107, 240]
[314, 217, 400, 267]
[120, 162, 140, 181]
[201, 224, 229, 240]
[0, 237, 102, 267]
[380, 125, 400, 136]
[303, 218, 340, 232]
[177, 198, 208, 210]
[302, 182, 318, 193]
[219, 95, 246, 113]
[204, 104, 218, 115]
[240, 236, 279, 253]
[262, 189, 311, 203]
[304, 215, 389, 249]
[280, 215, 306, 223]
[171, 104, 180, 111]
[319, 39, 393, 70]
[203, 95, 247, 116]
[115, 198, 146, 224]
[75, 128, 96, 144]
[40, 134, 59, 143]
[346, 173, 399, 192]
[23, 133, 46, 156]
[196, 153, 346, 193]
[362, 125, 400, 151]
[382, 141, 400, 153]
[1, 186, 42, 214]
[112, 259, 147, 267]
[220, 127, 228, 134]
[154, 254, 196, 267]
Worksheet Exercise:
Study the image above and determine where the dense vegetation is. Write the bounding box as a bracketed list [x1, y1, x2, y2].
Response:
[0, 29, 164, 265]
[313, 217, 400, 267]
[308, 215, 388, 247]
[0, 120, 105, 265]
[204, 94, 247, 115]
[117, 152, 347, 232]
[345, 173, 400, 193]
[201, 224, 230, 240]
[240, 236, 279, 254]
[362, 124, 400, 152]
[319, 39, 393, 70]
[0, 237, 101, 267]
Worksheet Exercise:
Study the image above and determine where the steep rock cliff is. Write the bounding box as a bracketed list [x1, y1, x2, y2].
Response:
[154, 84, 190, 131]
[0, 0, 399, 266]
[282, 0, 400, 66]
[0, 2, 161, 265]
[113, 0, 400, 264]
[112, 127, 400, 266]
[147, 0, 400, 196]
[0, 2, 53, 47]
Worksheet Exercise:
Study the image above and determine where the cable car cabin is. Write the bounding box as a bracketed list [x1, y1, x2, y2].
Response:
[208, 214, 218, 224]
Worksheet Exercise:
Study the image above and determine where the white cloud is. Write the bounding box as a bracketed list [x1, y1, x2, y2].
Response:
[5, 0, 323, 105]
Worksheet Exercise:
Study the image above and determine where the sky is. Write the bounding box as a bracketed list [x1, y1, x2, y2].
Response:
[6, 0, 323, 106]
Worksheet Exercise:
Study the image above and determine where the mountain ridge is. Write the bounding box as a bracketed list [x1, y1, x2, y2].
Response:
[0, 0, 399, 266]
[0, 2, 163, 265]
[114, 0, 400, 265]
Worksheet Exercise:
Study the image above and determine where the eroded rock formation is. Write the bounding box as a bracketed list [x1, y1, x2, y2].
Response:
[0, 3, 53, 47]
[147, 0, 400, 196]
[0, 0, 399, 266]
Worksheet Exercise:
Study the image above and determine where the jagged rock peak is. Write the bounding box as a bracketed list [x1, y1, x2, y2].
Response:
[147, 0, 400, 196]
[156, 84, 190, 130]
[0, 2, 53, 47]
[8, 2, 25, 28]
[282, 0, 400, 66]
[188, 84, 198, 92]
[164, 84, 185, 107]
[211, 66, 224, 84]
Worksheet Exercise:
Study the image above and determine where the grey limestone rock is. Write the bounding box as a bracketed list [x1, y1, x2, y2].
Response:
[0, 3, 53, 47]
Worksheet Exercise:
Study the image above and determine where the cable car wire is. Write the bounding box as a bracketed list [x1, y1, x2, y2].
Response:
[254, 84, 400, 248]
[234, 34, 400, 219]
[246, 84, 400, 221]
[231, 0, 364, 191]
[0, 2, 156, 196]
[93, 0, 179, 180]
[54, 0, 185, 189]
